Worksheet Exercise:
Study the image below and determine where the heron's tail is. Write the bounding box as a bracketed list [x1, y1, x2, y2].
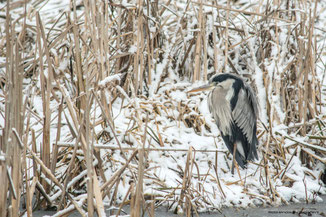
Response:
[248, 136, 258, 161]
[235, 151, 247, 169]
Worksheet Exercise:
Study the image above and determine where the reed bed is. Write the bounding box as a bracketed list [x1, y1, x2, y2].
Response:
[0, 0, 326, 216]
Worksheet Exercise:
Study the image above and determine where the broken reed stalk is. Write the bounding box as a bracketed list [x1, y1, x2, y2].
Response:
[24, 94, 33, 216]
[79, 2, 95, 212]
[0, 3, 11, 215]
[133, 0, 143, 93]
[56, 142, 226, 153]
[132, 114, 148, 217]
[224, 0, 230, 71]
[51, 99, 63, 174]
[36, 12, 52, 200]
[10, 28, 24, 217]
[0, 1, 24, 215]
[193, 0, 202, 81]
[176, 146, 193, 214]
[202, 13, 208, 81]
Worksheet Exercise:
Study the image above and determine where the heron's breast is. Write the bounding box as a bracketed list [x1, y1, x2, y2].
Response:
[208, 89, 233, 135]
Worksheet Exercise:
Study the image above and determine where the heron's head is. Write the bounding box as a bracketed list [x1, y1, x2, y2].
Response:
[188, 73, 239, 94]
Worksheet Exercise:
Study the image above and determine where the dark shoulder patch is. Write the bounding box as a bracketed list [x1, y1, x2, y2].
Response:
[231, 76, 244, 110]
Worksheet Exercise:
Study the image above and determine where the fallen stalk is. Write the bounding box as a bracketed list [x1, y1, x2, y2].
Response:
[56, 142, 226, 153]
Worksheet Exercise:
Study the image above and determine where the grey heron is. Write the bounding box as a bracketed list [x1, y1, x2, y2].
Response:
[188, 73, 259, 174]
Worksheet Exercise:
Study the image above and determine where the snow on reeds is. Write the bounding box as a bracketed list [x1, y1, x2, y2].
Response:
[0, 0, 326, 216]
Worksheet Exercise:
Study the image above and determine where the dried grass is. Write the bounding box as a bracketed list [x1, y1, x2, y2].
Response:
[0, 0, 325, 216]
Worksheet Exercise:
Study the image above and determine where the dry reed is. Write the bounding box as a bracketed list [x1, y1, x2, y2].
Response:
[0, 0, 325, 216]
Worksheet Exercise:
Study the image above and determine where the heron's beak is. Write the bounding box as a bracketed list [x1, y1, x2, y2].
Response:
[187, 84, 214, 93]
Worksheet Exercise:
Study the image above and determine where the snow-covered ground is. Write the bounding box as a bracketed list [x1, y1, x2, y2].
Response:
[1, 0, 326, 214]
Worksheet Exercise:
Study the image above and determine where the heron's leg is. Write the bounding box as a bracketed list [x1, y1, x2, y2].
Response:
[231, 143, 237, 174]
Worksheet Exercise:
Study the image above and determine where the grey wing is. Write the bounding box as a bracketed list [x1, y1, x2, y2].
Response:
[246, 83, 259, 119]
[232, 85, 258, 145]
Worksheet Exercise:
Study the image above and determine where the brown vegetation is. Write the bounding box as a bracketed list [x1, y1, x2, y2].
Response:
[0, 0, 325, 216]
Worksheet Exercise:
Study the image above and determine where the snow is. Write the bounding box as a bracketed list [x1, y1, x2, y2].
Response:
[128, 45, 137, 53]
[1, 0, 326, 215]
[99, 74, 121, 87]
[94, 79, 324, 210]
